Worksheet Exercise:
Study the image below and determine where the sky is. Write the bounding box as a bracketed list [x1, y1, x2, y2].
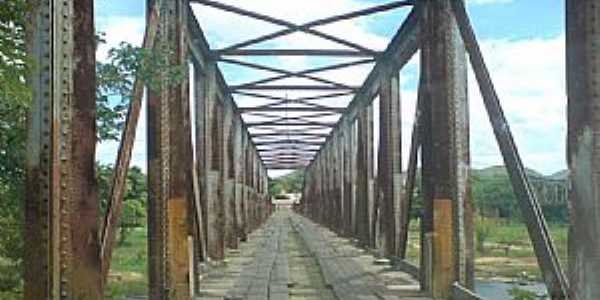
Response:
[94, 0, 567, 178]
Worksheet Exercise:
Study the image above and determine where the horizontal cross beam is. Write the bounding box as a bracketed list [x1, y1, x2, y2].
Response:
[257, 145, 321, 151]
[242, 111, 339, 119]
[219, 1, 413, 51]
[254, 140, 325, 146]
[250, 132, 330, 138]
[264, 165, 308, 170]
[191, 0, 376, 53]
[220, 58, 353, 89]
[238, 58, 375, 86]
[231, 84, 359, 91]
[245, 121, 337, 127]
[215, 49, 380, 57]
[239, 107, 345, 113]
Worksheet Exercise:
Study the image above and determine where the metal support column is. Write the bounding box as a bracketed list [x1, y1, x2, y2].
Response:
[147, 0, 191, 298]
[566, 0, 600, 299]
[420, 0, 473, 297]
[379, 71, 402, 257]
[25, 1, 102, 299]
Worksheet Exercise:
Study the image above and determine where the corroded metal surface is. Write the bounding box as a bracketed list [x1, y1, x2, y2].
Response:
[420, 1, 473, 297]
[566, 1, 600, 299]
[25, 0, 102, 299]
[23, 1, 591, 299]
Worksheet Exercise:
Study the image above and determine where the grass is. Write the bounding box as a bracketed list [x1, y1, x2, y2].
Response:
[0, 227, 148, 299]
[474, 219, 568, 281]
[403, 217, 569, 282]
[105, 227, 148, 299]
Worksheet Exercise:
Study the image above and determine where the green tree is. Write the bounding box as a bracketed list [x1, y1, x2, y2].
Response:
[0, 2, 183, 293]
[97, 164, 147, 245]
[269, 170, 304, 195]
[0, 0, 29, 294]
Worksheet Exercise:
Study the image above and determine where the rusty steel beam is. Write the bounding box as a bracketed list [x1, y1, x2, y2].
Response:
[204, 65, 226, 260]
[231, 84, 360, 91]
[378, 71, 402, 257]
[295, 91, 356, 102]
[220, 58, 354, 89]
[250, 132, 331, 138]
[233, 91, 354, 105]
[245, 121, 337, 127]
[147, 1, 192, 298]
[220, 1, 413, 51]
[232, 91, 290, 102]
[254, 140, 323, 146]
[254, 137, 326, 144]
[450, 1, 568, 298]
[232, 119, 244, 249]
[100, 3, 160, 282]
[257, 145, 321, 151]
[260, 156, 315, 161]
[191, 0, 377, 53]
[215, 49, 379, 57]
[258, 151, 319, 156]
[242, 112, 339, 120]
[264, 164, 309, 169]
[239, 107, 345, 113]
[25, 1, 102, 299]
[566, 1, 600, 300]
[243, 111, 340, 119]
[191, 60, 208, 292]
[222, 106, 236, 249]
[356, 106, 374, 247]
[251, 126, 332, 133]
[420, 1, 473, 297]
[239, 59, 375, 87]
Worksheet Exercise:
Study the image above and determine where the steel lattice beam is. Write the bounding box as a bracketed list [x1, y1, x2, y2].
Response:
[218, 1, 413, 51]
[191, 0, 377, 53]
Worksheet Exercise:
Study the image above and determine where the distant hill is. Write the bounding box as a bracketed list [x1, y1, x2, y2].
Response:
[267, 166, 568, 196]
[548, 169, 569, 180]
[472, 165, 545, 179]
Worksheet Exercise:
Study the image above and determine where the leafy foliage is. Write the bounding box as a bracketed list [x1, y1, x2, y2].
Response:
[97, 164, 147, 245]
[0, 1, 182, 293]
[0, 0, 29, 293]
[508, 287, 547, 300]
[269, 170, 304, 195]
[96, 40, 187, 141]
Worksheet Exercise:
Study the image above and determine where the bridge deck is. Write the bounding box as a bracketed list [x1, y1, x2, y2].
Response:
[198, 210, 431, 300]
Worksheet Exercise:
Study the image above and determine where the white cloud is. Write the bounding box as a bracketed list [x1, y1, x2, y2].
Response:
[95, 1, 566, 176]
[96, 16, 145, 61]
[467, 35, 566, 174]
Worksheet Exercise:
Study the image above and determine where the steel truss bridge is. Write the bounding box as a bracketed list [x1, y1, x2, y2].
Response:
[23, 0, 598, 299]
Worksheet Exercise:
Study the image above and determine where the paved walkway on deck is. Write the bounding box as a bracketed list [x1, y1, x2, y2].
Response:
[198, 209, 432, 300]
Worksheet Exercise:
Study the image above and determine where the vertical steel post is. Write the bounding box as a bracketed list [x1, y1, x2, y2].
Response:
[379, 71, 402, 257]
[566, 1, 600, 299]
[223, 107, 236, 248]
[192, 59, 208, 268]
[357, 106, 375, 247]
[232, 119, 243, 248]
[26, 0, 103, 299]
[420, 0, 472, 297]
[147, 0, 191, 298]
